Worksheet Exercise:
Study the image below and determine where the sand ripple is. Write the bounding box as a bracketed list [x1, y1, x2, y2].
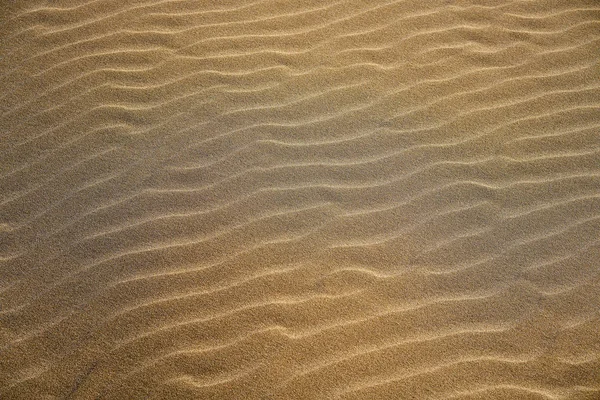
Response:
[1, 0, 599, 398]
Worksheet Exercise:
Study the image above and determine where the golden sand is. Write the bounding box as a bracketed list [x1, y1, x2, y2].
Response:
[1, 0, 599, 398]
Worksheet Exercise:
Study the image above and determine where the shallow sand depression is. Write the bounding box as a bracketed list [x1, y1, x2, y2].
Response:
[1, 0, 599, 399]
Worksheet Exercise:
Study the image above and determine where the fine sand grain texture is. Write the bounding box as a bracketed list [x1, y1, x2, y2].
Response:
[1, 0, 600, 399]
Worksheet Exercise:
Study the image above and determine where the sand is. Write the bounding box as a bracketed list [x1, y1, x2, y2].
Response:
[1, 0, 599, 398]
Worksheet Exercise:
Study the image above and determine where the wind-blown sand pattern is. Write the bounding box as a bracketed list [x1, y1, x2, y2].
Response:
[1, 0, 600, 398]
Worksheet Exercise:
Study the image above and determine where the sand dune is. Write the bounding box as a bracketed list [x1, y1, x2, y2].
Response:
[1, 0, 599, 398]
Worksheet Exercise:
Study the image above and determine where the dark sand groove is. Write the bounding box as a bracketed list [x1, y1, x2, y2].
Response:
[1, 0, 600, 399]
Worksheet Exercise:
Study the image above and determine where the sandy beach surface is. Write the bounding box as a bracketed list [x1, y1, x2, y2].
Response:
[1, 0, 599, 398]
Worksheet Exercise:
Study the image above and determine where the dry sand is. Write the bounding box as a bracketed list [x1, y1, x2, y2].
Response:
[1, 0, 600, 399]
